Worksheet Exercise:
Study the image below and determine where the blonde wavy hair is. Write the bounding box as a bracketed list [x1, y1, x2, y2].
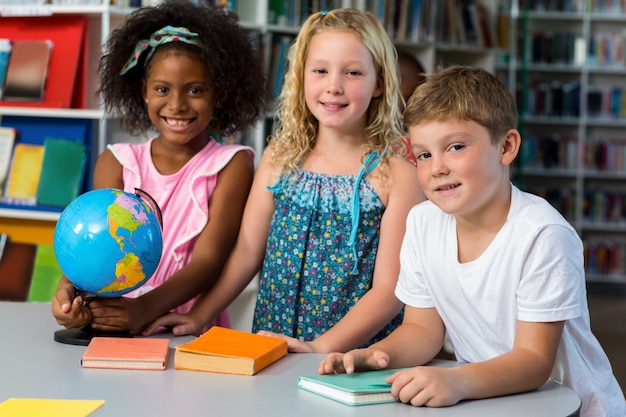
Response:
[269, 8, 404, 176]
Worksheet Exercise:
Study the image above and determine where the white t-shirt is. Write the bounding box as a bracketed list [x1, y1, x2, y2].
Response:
[396, 184, 625, 417]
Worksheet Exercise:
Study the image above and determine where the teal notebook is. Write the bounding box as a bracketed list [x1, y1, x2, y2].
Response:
[298, 368, 409, 406]
[35, 137, 87, 207]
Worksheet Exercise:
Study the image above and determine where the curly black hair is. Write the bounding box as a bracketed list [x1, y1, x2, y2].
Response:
[98, 0, 267, 136]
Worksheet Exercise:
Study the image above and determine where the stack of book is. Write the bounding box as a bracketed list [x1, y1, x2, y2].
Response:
[0, 127, 87, 209]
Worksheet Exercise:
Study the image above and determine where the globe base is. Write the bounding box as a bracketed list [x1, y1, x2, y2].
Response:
[53, 326, 134, 346]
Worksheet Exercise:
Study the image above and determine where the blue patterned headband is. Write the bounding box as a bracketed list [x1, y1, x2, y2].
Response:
[120, 25, 201, 75]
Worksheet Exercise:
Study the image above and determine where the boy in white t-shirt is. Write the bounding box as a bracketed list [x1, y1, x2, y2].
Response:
[318, 65, 625, 417]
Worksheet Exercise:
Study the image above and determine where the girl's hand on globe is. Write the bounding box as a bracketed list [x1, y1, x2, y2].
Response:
[89, 297, 144, 332]
[141, 312, 203, 337]
[51, 277, 93, 328]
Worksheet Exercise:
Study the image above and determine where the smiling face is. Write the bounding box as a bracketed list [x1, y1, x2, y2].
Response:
[410, 119, 517, 222]
[142, 49, 217, 147]
[303, 30, 383, 136]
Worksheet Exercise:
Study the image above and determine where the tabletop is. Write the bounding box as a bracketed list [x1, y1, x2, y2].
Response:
[0, 301, 581, 417]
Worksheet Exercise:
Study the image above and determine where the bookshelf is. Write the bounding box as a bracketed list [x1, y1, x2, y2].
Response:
[496, 0, 626, 285]
[0, 0, 502, 245]
[0, 3, 129, 244]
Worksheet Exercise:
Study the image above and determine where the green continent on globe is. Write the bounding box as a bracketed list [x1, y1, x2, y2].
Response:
[98, 252, 146, 294]
[107, 201, 144, 249]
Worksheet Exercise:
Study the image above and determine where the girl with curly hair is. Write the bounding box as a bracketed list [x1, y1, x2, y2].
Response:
[146, 8, 424, 353]
[52, 0, 266, 335]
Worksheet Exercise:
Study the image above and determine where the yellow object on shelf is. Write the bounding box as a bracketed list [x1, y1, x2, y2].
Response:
[0, 217, 55, 246]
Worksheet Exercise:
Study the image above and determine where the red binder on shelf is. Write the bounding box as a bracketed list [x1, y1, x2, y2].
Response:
[0, 15, 88, 109]
[2, 39, 53, 102]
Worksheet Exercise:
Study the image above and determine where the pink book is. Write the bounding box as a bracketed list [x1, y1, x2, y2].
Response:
[81, 337, 170, 370]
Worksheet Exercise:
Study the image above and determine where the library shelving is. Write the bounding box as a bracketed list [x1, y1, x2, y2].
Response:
[0, 0, 503, 245]
[496, 0, 626, 285]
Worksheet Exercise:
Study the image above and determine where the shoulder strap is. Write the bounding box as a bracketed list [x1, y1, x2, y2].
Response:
[348, 151, 381, 275]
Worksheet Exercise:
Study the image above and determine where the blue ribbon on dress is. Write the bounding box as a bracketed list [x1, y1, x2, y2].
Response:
[348, 151, 381, 275]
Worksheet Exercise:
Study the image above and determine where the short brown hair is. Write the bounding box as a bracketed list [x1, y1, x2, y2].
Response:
[404, 65, 518, 144]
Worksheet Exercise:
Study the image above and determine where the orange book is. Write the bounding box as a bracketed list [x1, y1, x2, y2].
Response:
[174, 326, 288, 375]
[80, 337, 170, 370]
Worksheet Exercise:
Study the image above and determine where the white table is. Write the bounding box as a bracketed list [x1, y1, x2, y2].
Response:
[0, 302, 581, 416]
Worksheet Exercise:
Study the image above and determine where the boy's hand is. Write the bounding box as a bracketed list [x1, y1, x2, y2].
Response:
[386, 366, 464, 407]
[317, 348, 390, 375]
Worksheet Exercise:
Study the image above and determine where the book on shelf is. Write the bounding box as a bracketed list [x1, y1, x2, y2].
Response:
[0, 240, 64, 303]
[28, 244, 64, 302]
[2, 143, 44, 205]
[2, 39, 53, 102]
[174, 326, 288, 375]
[268, 35, 292, 106]
[383, 0, 396, 39]
[443, 0, 459, 44]
[460, 2, 479, 46]
[268, 0, 288, 25]
[0, 127, 17, 197]
[298, 368, 409, 406]
[469, 3, 493, 48]
[0, 235, 36, 302]
[408, 0, 425, 42]
[0, 398, 104, 417]
[496, 7, 509, 49]
[585, 239, 626, 277]
[35, 137, 87, 208]
[394, 0, 411, 41]
[0, 38, 11, 100]
[81, 337, 171, 370]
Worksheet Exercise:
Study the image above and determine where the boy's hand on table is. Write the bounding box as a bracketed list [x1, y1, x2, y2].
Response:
[317, 348, 390, 374]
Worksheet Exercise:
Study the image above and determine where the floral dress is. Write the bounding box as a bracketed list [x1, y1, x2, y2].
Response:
[252, 152, 403, 346]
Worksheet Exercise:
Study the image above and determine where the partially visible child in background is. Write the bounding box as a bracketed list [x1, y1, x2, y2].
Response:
[396, 50, 425, 165]
[397, 50, 425, 107]
[51, 0, 266, 334]
[318, 66, 625, 416]
[144, 8, 424, 353]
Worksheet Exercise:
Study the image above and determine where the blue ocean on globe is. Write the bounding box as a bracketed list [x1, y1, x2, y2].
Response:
[53, 188, 163, 297]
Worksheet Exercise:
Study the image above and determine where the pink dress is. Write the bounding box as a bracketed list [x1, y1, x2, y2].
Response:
[108, 138, 254, 333]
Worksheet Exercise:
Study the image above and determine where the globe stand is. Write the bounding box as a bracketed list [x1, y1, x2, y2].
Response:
[53, 326, 133, 346]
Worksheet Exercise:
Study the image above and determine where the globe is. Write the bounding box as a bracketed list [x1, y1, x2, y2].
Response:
[53, 188, 163, 297]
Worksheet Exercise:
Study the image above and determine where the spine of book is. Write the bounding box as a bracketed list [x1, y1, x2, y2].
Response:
[0, 39, 12, 100]
[0, 127, 17, 196]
